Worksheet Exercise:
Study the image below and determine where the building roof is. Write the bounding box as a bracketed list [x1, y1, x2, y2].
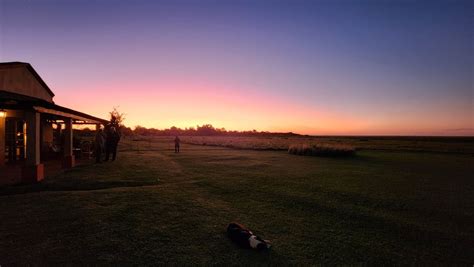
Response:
[0, 62, 108, 124]
[0, 62, 55, 97]
[0, 90, 108, 124]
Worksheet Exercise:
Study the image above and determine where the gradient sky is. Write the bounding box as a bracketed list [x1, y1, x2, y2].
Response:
[0, 0, 472, 135]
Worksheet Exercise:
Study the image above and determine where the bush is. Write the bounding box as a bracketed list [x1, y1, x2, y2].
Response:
[288, 143, 356, 157]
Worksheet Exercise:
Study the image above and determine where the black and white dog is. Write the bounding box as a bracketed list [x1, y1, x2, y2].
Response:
[227, 222, 271, 250]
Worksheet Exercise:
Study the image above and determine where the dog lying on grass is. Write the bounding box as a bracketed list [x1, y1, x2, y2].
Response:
[227, 222, 271, 250]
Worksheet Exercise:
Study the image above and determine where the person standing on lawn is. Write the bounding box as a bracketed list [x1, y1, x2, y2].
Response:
[105, 126, 121, 161]
[174, 136, 180, 153]
[95, 128, 105, 163]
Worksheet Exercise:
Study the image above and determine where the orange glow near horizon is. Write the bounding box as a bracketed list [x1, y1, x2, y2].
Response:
[52, 79, 473, 136]
[51, 77, 378, 135]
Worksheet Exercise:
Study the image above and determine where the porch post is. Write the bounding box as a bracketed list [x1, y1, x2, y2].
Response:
[63, 117, 75, 168]
[0, 114, 5, 166]
[24, 111, 44, 182]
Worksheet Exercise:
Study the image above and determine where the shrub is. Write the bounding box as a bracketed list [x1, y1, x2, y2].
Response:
[288, 143, 356, 157]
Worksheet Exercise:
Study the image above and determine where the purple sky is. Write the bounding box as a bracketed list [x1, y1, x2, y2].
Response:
[1, 0, 472, 135]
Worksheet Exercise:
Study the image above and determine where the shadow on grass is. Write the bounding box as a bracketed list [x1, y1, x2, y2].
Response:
[0, 163, 159, 196]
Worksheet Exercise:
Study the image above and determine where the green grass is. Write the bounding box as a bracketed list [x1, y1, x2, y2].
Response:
[1, 137, 473, 265]
[288, 143, 356, 157]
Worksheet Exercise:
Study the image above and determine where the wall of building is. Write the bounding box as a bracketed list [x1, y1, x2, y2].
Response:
[42, 121, 54, 152]
[1, 109, 26, 166]
[3, 109, 25, 118]
[0, 65, 54, 102]
[0, 109, 23, 185]
[0, 112, 4, 166]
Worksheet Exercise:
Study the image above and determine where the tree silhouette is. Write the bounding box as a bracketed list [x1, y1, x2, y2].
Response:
[109, 107, 125, 129]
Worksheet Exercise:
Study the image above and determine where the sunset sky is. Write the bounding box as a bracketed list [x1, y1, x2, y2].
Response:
[0, 0, 472, 135]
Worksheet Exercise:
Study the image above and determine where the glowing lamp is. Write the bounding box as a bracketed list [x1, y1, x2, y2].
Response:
[0, 109, 6, 118]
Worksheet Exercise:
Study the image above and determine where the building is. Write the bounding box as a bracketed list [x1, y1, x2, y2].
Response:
[0, 62, 108, 185]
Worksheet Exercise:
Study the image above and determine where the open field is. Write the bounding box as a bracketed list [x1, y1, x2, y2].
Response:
[180, 135, 474, 154]
[1, 137, 473, 265]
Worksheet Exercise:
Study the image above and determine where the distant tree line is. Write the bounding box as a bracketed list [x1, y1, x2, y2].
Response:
[129, 124, 301, 137]
[79, 124, 302, 137]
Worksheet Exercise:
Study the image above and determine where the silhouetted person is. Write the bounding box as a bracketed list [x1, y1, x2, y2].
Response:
[105, 126, 121, 161]
[95, 129, 105, 163]
[174, 136, 180, 153]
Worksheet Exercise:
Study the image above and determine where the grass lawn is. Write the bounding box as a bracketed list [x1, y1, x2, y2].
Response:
[1, 137, 473, 265]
